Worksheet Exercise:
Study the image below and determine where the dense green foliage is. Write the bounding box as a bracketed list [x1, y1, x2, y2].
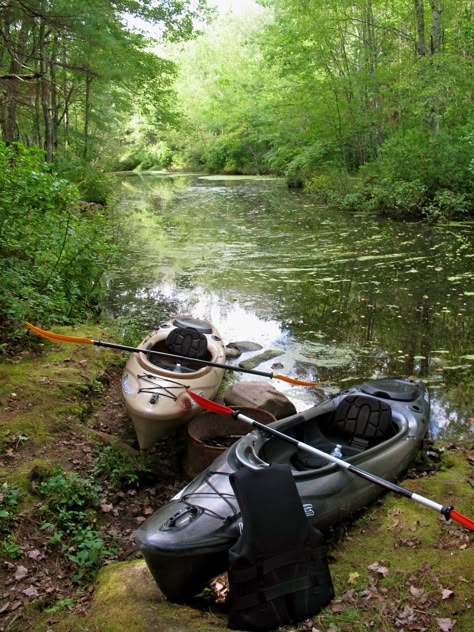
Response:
[0, 0, 210, 177]
[163, 0, 473, 219]
[0, 141, 116, 348]
[0, 1, 209, 349]
[1, 1, 472, 352]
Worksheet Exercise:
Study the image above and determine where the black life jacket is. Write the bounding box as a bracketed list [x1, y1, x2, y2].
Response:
[227, 464, 334, 631]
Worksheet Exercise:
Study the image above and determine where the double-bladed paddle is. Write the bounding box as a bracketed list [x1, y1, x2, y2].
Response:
[186, 390, 474, 531]
[25, 322, 324, 387]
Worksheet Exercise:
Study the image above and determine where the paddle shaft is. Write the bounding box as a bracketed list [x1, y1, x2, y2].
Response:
[231, 410, 460, 523]
[25, 323, 321, 386]
[92, 340, 279, 379]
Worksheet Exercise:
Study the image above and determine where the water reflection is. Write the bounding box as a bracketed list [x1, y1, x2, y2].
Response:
[106, 174, 474, 439]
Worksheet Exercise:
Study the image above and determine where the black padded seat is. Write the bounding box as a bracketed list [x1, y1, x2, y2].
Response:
[166, 327, 209, 360]
[333, 395, 392, 444]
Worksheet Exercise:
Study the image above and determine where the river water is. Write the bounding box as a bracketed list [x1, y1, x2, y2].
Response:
[106, 173, 474, 441]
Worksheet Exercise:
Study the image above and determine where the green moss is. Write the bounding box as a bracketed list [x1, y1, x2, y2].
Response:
[26, 561, 229, 632]
[0, 324, 122, 451]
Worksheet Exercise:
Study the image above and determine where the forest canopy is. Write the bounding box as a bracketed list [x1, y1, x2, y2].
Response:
[165, 0, 474, 219]
[1, 0, 473, 218]
[0, 0, 210, 178]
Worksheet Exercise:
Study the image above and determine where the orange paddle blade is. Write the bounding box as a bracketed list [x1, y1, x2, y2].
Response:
[272, 373, 326, 387]
[25, 322, 94, 345]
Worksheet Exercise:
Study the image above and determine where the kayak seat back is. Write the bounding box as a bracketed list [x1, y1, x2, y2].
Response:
[332, 395, 393, 446]
[146, 327, 211, 371]
[166, 326, 210, 360]
[171, 317, 213, 334]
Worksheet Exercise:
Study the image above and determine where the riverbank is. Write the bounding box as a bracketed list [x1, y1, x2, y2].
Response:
[0, 326, 472, 631]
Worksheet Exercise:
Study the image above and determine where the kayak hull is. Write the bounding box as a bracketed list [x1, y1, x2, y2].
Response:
[122, 317, 226, 449]
[136, 378, 430, 601]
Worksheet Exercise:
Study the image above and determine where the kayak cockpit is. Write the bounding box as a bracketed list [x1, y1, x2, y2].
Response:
[236, 393, 408, 472]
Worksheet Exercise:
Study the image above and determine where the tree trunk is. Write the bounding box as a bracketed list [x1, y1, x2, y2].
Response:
[83, 74, 92, 158]
[39, 18, 54, 161]
[49, 32, 59, 156]
[0, 18, 30, 142]
[414, 0, 427, 56]
[429, 1, 443, 54]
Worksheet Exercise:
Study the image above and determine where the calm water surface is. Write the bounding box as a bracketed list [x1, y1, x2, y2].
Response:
[106, 173, 474, 441]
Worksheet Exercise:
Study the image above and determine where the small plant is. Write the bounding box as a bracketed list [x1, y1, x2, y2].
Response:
[93, 443, 152, 490]
[37, 471, 101, 514]
[1, 533, 23, 559]
[0, 481, 24, 533]
[66, 527, 118, 582]
[45, 597, 75, 614]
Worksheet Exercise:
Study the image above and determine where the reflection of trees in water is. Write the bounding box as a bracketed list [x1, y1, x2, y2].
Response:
[109, 175, 474, 432]
[103, 286, 182, 336]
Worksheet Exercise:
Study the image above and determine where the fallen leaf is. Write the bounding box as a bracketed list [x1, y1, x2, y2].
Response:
[395, 605, 416, 626]
[0, 602, 10, 614]
[23, 585, 39, 598]
[329, 600, 346, 613]
[348, 571, 360, 584]
[368, 561, 390, 576]
[441, 588, 454, 600]
[410, 585, 424, 598]
[342, 589, 356, 602]
[99, 503, 114, 513]
[14, 565, 28, 581]
[436, 618, 456, 631]
[26, 549, 43, 560]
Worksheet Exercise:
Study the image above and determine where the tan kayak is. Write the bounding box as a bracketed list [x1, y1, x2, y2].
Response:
[121, 317, 226, 449]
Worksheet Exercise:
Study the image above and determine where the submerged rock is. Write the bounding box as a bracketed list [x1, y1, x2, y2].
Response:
[227, 341, 263, 353]
[239, 349, 283, 370]
[224, 345, 241, 359]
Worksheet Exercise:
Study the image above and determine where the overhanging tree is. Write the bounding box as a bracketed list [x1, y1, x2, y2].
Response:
[0, 0, 210, 162]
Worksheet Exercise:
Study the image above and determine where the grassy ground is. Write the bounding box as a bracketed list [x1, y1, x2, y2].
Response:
[0, 327, 472, 631]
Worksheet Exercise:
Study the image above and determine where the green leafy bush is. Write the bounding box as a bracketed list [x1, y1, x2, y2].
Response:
[332, 127, 473, 218]
[37, 471, 102, 513]
[0, 142, 117, 350]
[94, 444, 151, 490]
